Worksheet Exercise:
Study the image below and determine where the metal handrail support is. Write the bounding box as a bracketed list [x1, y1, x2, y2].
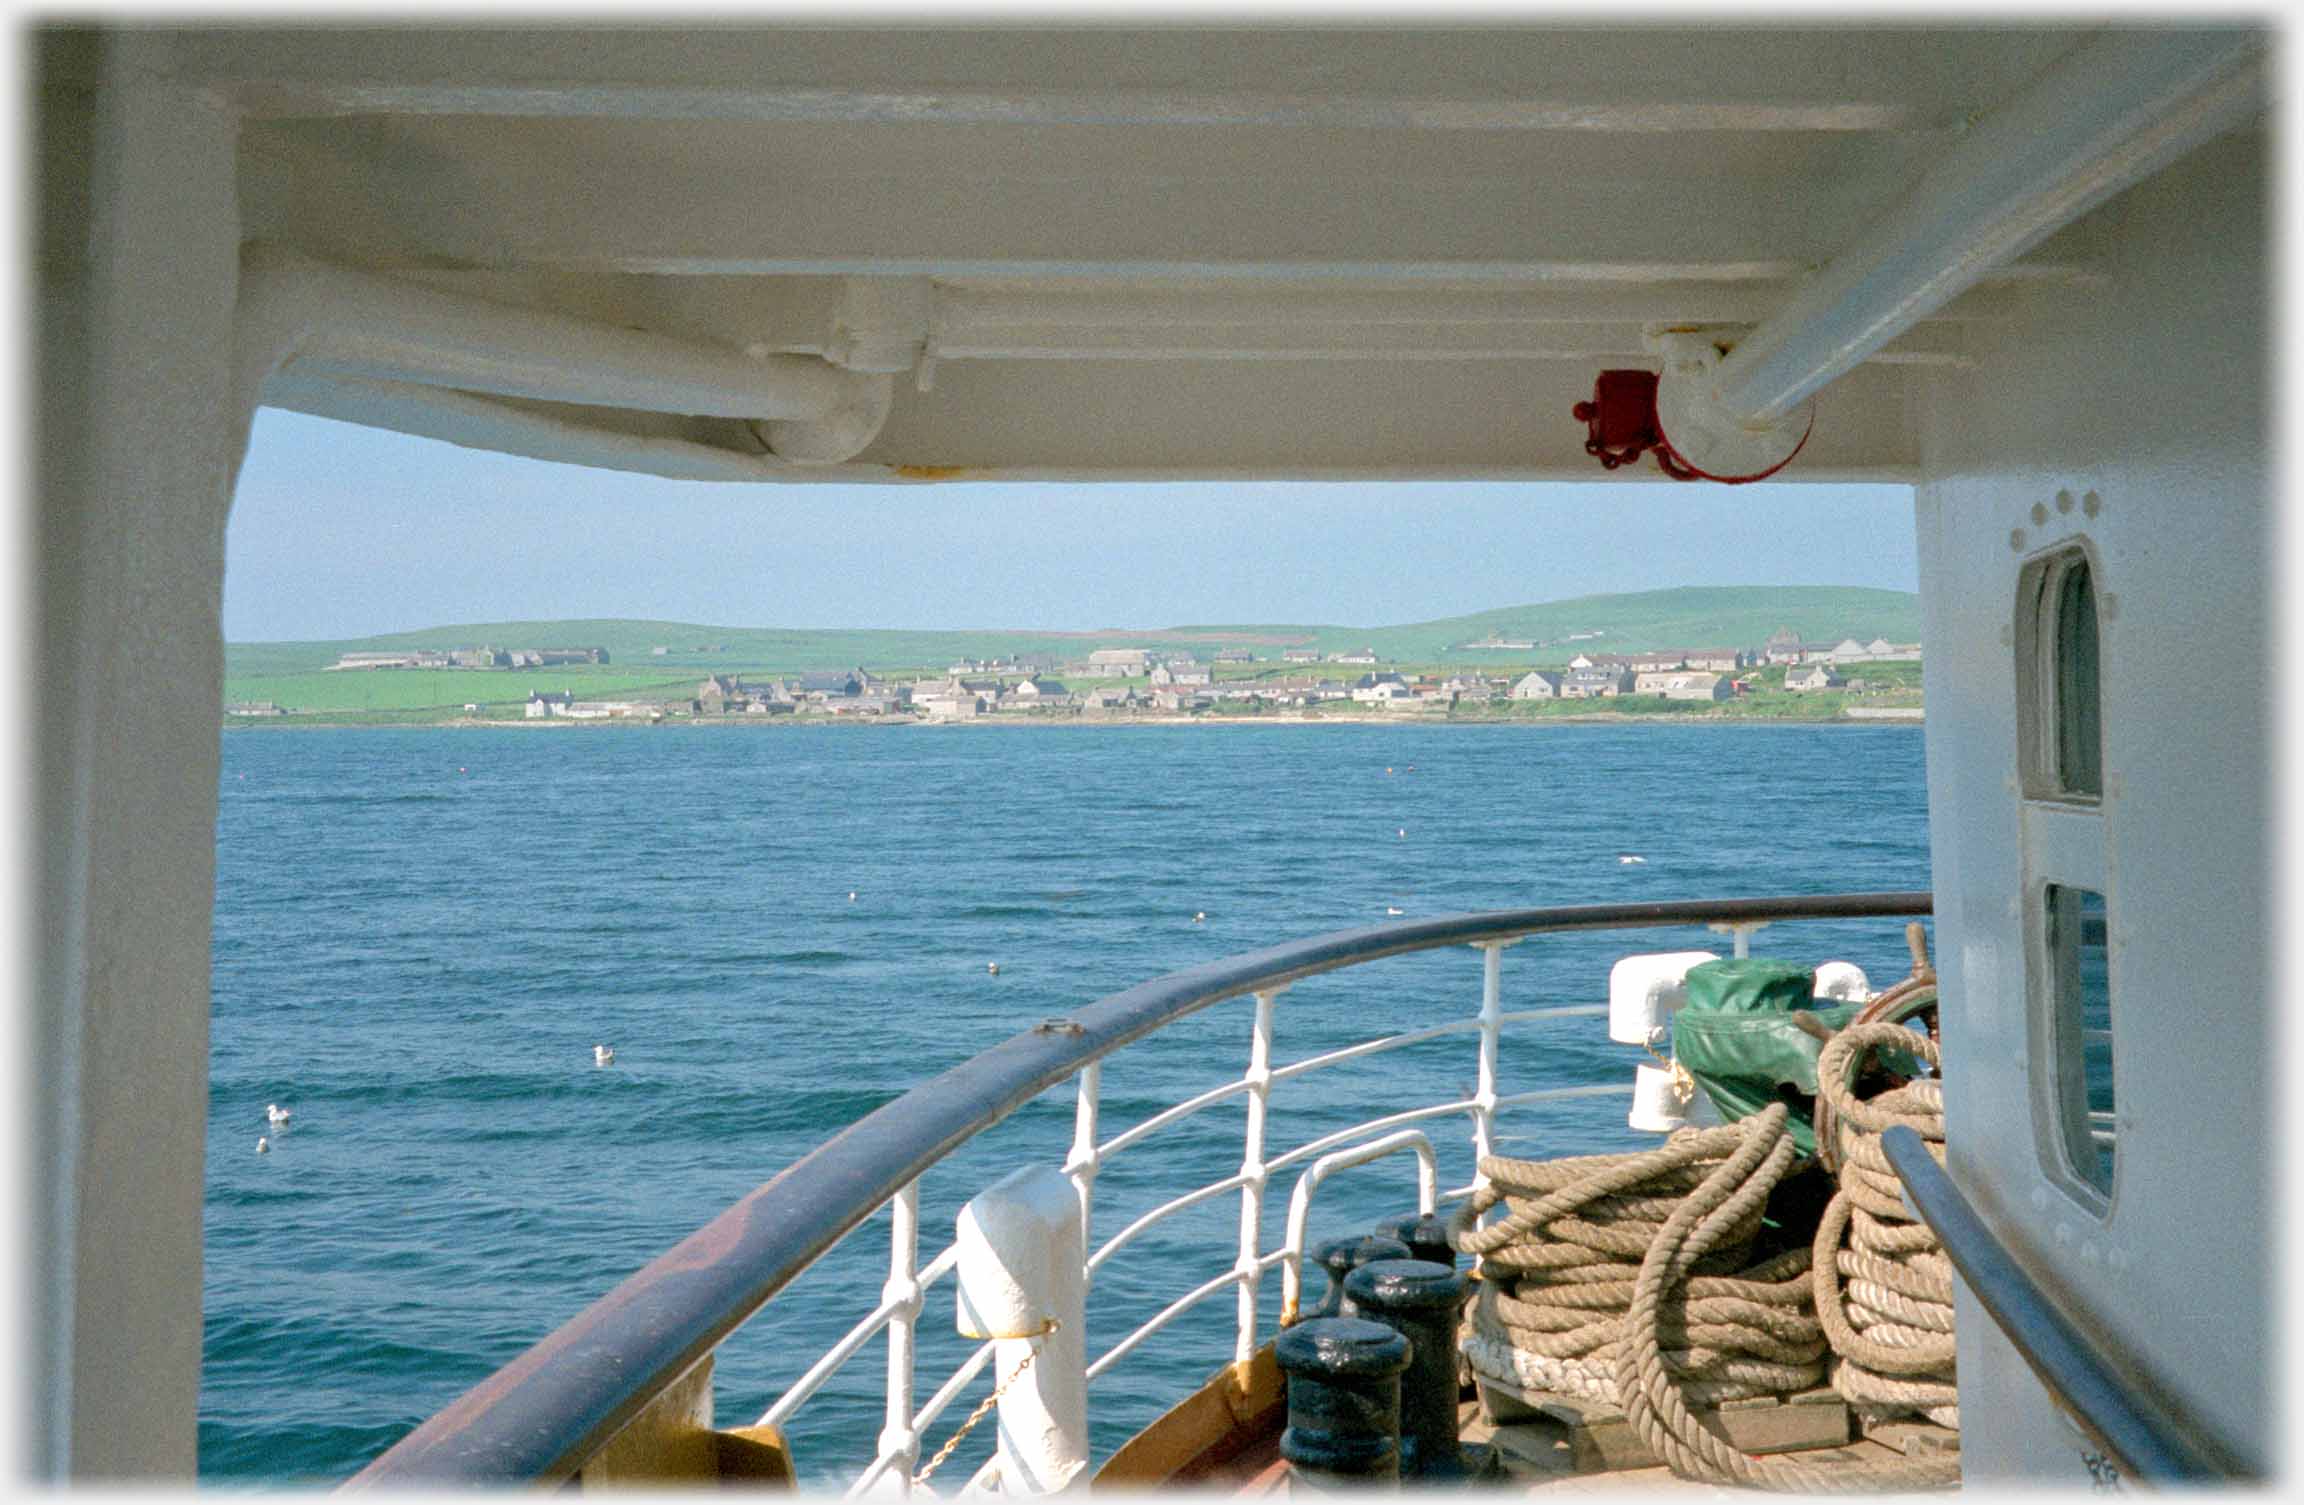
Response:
[1879, 1126, 2255, 1483]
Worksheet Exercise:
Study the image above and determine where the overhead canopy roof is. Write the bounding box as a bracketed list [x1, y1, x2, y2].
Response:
[144, 26, 2236, 482]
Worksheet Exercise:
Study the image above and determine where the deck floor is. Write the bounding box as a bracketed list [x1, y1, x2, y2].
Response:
[1222, 1400, 1955, 1494]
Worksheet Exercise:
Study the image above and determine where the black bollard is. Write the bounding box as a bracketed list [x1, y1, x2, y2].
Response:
[1309, 1234, 1411, 1320]
[1342, 1259, 1484, 1481]
[1275, 1316, 1413, 1489]
[1372, 1212, 1458, 1270]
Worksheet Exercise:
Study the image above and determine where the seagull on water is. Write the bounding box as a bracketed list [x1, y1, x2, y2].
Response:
[1618, 854, 1647, 865]
[1386, 906, 1405, 916]
[256, 1136, 269, 1154]
[266, 1104, 292, 1127]
[594, 1044, 614, 1066]
[988, 962, 1000, 975]
[1193, 911, 1206, 923]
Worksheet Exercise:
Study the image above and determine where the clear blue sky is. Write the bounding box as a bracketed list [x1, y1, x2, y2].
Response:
[224, 409, 1920, 642]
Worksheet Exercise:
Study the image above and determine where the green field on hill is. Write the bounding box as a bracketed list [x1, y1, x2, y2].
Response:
[226, 667, 699, 715]
[225, 586, 1922, 698]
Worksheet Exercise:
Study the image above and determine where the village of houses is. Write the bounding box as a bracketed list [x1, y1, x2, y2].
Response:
[359, 626, 1915, 724]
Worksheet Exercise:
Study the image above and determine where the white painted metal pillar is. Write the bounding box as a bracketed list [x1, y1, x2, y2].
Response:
[1469, 944, 1507, 1193]
[1235, 989, 1281, 1365]
[1065, 1062, 1103, 1256]
[32, 27, 248, 1479]
[954, 1167, 1089, 1494]
[878, 1183, 924, 1493]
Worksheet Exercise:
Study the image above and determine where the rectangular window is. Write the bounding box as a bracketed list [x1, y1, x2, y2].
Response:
[2053, 561, 2103, 797]
[2044, 883, 2115, 1197]
[2016, 546, 2104, 802]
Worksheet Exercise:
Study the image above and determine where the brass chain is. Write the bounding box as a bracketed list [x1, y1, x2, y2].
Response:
[910, 1319, 1059, 1490]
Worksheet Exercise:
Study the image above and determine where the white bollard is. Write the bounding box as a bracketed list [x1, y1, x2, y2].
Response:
[1607, 951, 1720, 1045]
[954, 1166, 1088, 1493]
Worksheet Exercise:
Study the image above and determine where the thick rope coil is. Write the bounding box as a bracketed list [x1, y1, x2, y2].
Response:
[1612, 1105, 1960, 1492]
[1450, 1117, 1823, 1412]
[1814, 1023, 1961, 1434]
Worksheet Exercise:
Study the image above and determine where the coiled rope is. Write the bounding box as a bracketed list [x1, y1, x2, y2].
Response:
[1449, 1115, 1826, 1410]
[1453, 1012, 1961, 1490]
[1812, 1021, 1960, 1435]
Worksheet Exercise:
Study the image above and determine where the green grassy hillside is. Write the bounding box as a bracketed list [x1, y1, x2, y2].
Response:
[225, 586, 1921, 712]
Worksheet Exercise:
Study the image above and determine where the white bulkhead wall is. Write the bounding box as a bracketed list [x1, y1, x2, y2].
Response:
[1913, 123, 2268, 1481]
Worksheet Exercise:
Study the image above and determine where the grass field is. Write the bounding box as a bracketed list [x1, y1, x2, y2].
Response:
[225, 667, 699, 714]
[224, 586, 1923, 681]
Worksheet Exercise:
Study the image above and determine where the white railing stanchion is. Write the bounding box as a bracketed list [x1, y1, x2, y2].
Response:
[1066, 1062, 1102, 1269]
[1235, 988, 1282, 1368]
[875, 1182, 923, 1494]
[1471, 943, 1508, 1194]
[1710, 919, 1769, 960]
[1277, 1131, 1438, 1322]
[954, 1166, 1089, 1494]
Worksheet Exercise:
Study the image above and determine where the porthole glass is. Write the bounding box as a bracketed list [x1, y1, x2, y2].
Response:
[2054, 561, 2103, 797]
[2044, 884, 2115, 1196]
[2016, 546, 2104, 802]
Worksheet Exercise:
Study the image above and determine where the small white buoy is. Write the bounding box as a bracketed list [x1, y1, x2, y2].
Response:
[1619, 854, 1646, 865]
[594, 1044, 614, 1066]
[266, 1104, 292, 1127]
[848, 891, 858, 902]
[256, 1136, 269, 1154]
[988, 962, 1000, 975]
[1397, 828, 1406, 839]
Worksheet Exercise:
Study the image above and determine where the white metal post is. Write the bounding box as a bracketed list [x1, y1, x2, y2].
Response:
[878, 1182, 922, 1494]
[954, 1167, 1088, 1494]
[1065, 1062, 1102, 1264]
[36, 35, 246, 1478]
[1236, 989, 1280, 1366]
[1471, 944, 1506, 1193]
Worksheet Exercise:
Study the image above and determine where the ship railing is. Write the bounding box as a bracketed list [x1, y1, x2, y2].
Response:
[344, 892, 1931, 1492]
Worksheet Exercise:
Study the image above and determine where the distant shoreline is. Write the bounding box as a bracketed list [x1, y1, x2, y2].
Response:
[227, 710, 1923, 732]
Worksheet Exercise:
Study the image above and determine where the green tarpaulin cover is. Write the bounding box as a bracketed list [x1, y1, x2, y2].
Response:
[1671, 958, 1854, 1156]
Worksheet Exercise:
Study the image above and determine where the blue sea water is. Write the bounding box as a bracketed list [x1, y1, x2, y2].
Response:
[203, 721, 1929, 1486]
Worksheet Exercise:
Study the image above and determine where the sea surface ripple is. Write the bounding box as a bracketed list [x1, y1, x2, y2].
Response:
[204, 721, 1929, 1485]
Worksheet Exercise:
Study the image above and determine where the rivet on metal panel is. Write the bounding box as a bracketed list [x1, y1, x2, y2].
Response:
[2081, 490, 2103, 516]
[2030, 502, 2049, 525]
[2055, 489, 2076, 514]
[2009, 528, 2027, 551]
